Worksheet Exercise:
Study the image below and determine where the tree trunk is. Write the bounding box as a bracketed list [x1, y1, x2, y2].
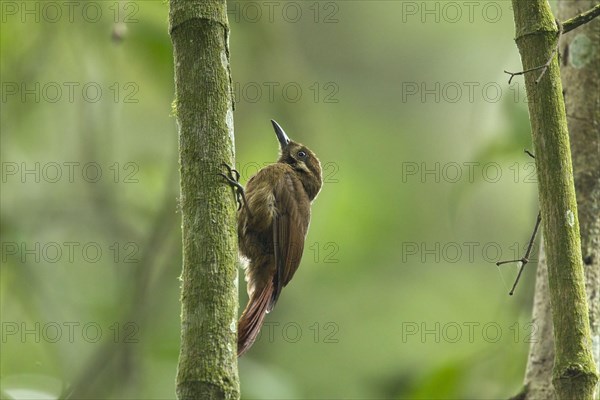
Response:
[509, 0, 599, 399]
[557, 6, 600, 396]
[169, 1, 240, 399]
[519, 1, 600, 399]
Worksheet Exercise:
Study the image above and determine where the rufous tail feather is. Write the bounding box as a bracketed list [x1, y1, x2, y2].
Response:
[237, 279, 274, 357]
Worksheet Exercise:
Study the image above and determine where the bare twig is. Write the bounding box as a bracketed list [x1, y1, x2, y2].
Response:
[504, 19, 563, 85]
[524, 149, 536, 159]
[496, 212, 542, 295]
[496, 150, 541, 295]
[505, 65, 545, 85]
[504, 4, 600, 84]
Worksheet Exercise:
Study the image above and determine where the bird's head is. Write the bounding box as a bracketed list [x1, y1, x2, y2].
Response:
[271, 120, 322, 200]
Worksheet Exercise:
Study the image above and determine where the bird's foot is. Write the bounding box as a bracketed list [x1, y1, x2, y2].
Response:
[218, 163, 250, 214]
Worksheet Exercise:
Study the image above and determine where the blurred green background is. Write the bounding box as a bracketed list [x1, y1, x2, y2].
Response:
[1, 1, 545, 398]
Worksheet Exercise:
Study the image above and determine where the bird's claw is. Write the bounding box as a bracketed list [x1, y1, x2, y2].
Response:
[218, 163, 250, 214]
[221, 163, 241, 182]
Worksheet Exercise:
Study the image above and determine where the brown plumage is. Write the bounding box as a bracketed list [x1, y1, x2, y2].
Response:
[235, 120, 322, 357]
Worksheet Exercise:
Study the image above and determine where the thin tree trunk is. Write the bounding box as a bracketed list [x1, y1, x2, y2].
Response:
[169, 1, 240, 399]
[509, 0, 599, 398]
[557, 6, 600, 395]
[519, 1, 600, 399]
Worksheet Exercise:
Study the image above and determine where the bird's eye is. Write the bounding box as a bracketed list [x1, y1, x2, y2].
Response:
[298, 151, 307, 158]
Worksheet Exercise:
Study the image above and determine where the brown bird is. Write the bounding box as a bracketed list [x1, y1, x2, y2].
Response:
[221, 120, 322, 357]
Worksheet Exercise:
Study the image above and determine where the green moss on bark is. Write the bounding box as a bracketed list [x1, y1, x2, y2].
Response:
[169, 1, 240, 399]
[510, 0, 599, 399]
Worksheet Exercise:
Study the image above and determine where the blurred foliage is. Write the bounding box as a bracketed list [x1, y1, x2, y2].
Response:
[1, 1, 543, 399]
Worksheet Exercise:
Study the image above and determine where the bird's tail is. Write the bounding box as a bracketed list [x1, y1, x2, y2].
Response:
[237, 278, 274, 357]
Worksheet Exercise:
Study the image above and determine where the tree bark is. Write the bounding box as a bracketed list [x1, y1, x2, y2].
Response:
[509, 0, 599, 399]
[558, 6, 600, 392]
[169, 1, 240, 399]
[522, 241, 555, 400]
[519, 1, 600, 399]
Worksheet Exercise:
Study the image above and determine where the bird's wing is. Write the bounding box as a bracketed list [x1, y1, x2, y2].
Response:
[271, 172, 310, 308]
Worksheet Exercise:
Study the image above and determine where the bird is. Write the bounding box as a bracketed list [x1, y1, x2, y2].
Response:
[220, 120, 322, 356]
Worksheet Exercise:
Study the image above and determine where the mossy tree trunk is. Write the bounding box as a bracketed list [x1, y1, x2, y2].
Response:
[557, 5, 600, 388]
[521, 2, 600, 399]
[509, 0, 599, 399]
[169, 1, 240, 399]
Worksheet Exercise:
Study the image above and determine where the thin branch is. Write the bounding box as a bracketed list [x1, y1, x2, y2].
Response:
[496, 150, 541, 295]
[504, 2, 600, 85]
[524, 149, 536, 159]
[504, 3, 600, 83]
[562, 3, 600, 34]
[496, 212, 542, 295]
[504, 20, 563, 84]
[505, 65, 546, 85]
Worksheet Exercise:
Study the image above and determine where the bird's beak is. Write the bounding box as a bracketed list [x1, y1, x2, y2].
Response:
[271, 120, 290, 148]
